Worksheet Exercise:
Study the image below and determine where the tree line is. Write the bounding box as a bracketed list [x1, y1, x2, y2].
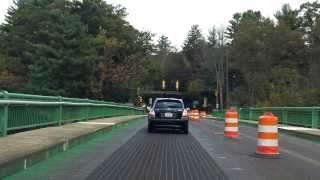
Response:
[150, 1, 320, 107]
[0, 0, 154, 102]
[0, 0, 320, 107]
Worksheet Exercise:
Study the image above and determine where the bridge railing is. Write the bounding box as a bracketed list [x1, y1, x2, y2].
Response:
[212, 107, 320, 129]
[0, 91, 144, 136]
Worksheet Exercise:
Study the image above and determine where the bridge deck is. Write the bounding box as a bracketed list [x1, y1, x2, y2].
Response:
[4, 118, 320, 180]
[87, 128, 227, 180]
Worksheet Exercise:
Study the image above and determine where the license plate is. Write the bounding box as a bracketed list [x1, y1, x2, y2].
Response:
[164, 112, 173, 118]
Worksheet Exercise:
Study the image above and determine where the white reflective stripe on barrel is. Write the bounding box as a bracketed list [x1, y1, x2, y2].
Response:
[225, 118, 238, 123]
[224, 127, 239, 132]
[257, 139, 278, 147]
[258, 125, 278, 133]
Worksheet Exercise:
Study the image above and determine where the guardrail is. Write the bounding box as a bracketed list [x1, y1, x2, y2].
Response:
[0, 91, 144, 136]
[212, 107, 320, 129]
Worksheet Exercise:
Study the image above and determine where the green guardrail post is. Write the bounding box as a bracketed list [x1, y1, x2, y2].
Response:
[249, 107, 253, 120]
[58, 96, 62, 126]
[1, 91, 9, 136]
[86, 98, 89, 121]
[282, 108, 288, 124]
[311, 107, 318, 128]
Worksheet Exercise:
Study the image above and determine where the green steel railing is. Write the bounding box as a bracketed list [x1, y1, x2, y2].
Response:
[212, 107, 320, 129]
[0, 91, 144, 136]
[212, 109, 225, 119]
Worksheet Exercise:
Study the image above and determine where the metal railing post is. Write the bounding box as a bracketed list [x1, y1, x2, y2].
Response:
[249, 107, 253, 120]
[1, 105, 8, 136]
[1, 91, 9, 136]
[58, 96, 62, 126]
[86, 98, 89, 121]
[312, 107, 318, 128]
[282, 108, 288, 124]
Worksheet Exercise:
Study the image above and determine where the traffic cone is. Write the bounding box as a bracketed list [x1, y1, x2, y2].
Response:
[255, 112, 279, 158]
[224, 109, 239, 138]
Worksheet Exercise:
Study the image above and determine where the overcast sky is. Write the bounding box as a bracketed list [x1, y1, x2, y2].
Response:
[0, 0, 309, 48]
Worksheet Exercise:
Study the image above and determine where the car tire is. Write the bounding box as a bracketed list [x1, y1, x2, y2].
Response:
[183, 122, 189, 134]
[148, 124, 153, 133]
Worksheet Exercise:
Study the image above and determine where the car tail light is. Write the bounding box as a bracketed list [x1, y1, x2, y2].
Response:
[149, 110, 155, 118]
[182, 110, 188, 117]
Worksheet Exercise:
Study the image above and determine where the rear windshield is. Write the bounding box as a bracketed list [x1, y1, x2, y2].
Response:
[154, 100, 183, 108]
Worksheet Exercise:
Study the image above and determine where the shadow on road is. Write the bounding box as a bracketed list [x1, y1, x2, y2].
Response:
[148, 127, 186, 134]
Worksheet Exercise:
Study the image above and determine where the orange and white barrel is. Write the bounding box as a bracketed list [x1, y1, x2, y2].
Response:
[256, 112, 279, 157]
[188, 110, 194, 120]
[224, 109, 239, 138]
[200, 111, 207, 118]
[187, 111, 193, 119]
[192, 110, 200, 121]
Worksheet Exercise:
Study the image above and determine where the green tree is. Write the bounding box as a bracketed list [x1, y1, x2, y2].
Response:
[228, 6, 309, 106]
[1, 0, 98, 97]
[183, 25, 206, 79]
[183, 25, 205, 50]
[70, 0, 110, 36]
[226, 10, 262, 41]
[275, 4, 300, 30]
[208, 27, 217, 47]
[227, 10, 275, 105]
[0, 53, 24, 91]
[299, 1, 320, 37]
[187, 79, 203, 99]
[0, 0, 154, 102]
[157, 35, 172, 54]
[298, 1, 320, 105]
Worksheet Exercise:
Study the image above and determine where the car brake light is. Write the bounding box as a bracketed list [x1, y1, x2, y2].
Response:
[149, 110, 155, 118]
[182, 110, 188, 117]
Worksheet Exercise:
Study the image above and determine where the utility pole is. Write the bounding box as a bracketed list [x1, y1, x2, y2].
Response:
[215, 88, 219, 109]
[162, 80, 166, 90]
[175, 80, 179, 91]
[226, 49, 229, 109]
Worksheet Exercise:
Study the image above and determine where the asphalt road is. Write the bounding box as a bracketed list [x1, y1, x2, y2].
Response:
[87, 127, 227, 180]
[8, 118, 320, 180]
[191, 119, 320, 180]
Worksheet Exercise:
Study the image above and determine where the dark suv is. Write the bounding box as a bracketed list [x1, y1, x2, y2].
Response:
[148, 98, 189, 134]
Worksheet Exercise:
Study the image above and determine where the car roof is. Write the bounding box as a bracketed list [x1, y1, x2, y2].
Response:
[154, 98, 182, 101]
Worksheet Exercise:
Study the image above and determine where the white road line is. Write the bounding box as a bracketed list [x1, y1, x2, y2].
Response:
[77, 122, 116, 125]
[241, 133, 320, 167]
[280, 148, 320, 167]
[279, 126, 317, 131]
[228, 167, 243, 171]
[215, 156, 227, 159]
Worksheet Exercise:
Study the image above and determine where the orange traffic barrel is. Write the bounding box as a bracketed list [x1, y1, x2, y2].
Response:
[224, 109, 239, 138]
[187, 111, 193, 119]
[190, 110, 200, 121]
[194, 110, 200, 121]
[200, 111, 207, 118]
[255, 112, 279, 158]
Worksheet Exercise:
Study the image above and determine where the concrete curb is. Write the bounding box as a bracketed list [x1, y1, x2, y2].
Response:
[0, 116, 145, 179]
[207, 117, 320, 143]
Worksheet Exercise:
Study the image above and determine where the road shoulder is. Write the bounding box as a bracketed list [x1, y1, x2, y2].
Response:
[0, 115, 145, 179]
